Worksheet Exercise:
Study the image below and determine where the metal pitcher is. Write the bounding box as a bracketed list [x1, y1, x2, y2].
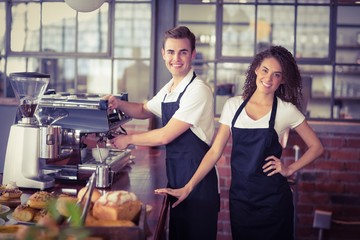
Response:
[39, 125, 62, 159]
[96, 164, 113, 188]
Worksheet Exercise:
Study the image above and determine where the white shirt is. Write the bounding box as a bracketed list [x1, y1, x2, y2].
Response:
[146, 69, 215, 145]
[219, 96, 305, 143]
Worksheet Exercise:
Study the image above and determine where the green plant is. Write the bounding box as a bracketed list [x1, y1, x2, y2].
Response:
[23, 199, 90, 240]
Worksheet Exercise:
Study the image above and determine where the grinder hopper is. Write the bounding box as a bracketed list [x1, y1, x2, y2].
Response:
[10, 72, 49, 123]
[3, 72, 55, 189]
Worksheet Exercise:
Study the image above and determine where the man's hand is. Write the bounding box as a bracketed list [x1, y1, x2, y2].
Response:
[110, 134, 130, 150]
[103, 95, 122, 111]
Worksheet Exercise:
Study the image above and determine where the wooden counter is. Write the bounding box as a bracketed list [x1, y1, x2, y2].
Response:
[1, 146, 168, 240]
[0, 97, 18, 106]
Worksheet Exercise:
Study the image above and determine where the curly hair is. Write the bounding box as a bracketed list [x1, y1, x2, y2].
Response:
[242, 46, 303, 110]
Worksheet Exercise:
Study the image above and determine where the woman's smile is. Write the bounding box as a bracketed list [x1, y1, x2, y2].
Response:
[261, 80, 272, 88]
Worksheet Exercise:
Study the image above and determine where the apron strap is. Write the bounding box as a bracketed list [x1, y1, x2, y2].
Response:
[176, 72, 196, 104]
[231, 94, 278, 130]
[231, 94, 251, 128]
[269, 96, 277, 129]
[266, 96, 278, 147]
[162, 72, 197, 103]
[231, 95, 278, 149]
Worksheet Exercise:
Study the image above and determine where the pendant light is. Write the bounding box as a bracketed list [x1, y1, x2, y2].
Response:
[64, 0, 105, 12]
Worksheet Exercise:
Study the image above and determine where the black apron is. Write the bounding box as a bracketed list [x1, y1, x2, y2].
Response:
[229, 96, 294, 240]
[162, 73, 220, 240]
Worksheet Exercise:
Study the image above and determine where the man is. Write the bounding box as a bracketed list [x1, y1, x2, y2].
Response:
[106, 26, 219, 240]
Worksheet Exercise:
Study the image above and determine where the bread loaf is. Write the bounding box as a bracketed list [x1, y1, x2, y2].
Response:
[92, 191, 141, 222]
[27, 191, 55, 209]
[77, 187, 101, 203]
[12, 204, 36, 222]
[56, 194, 78, 217]
[85, 214, 135, 227]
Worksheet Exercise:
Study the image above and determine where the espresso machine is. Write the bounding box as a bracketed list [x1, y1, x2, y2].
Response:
[36, 91, 132, 182]
[3, 72, 55, 189]
[3, 72, 133, 189]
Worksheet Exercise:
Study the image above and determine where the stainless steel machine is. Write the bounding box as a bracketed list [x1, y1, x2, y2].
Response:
[3, 72, 132, 189]
[3, 72, 55, 189]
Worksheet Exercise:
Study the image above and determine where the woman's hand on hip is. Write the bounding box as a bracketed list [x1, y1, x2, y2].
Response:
[263, 155, 291, 177]
[154, 187, 190, 208]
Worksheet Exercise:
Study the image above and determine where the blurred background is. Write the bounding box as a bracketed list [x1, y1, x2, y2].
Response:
[0, 0, 359, 120]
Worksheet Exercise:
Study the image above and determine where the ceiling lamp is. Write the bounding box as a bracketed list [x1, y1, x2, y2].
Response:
[64, 0, 105, 12]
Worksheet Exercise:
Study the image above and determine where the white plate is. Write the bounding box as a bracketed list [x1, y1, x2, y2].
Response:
[0, 218, 5, 226]
[0, 205, 10, 215]
[6, 213, 35, 225]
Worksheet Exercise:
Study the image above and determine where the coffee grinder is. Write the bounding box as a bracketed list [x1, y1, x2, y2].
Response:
[3, 72, 55, 189]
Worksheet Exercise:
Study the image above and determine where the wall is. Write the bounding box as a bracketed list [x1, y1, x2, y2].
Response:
[0, 105, 17, 173]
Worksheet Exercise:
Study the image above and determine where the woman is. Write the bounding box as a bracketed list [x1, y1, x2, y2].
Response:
[155, 45, 324, 240]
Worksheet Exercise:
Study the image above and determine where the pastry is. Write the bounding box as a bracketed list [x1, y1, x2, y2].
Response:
[33, 209, 50, 223]
[0, 189, 22, 200]
[92, 191, 141, 222]
[0, 182, 22, 201]
[27, 191, 55, 209]
[12, 204, 36, 222]
[56, 194, 78, 217]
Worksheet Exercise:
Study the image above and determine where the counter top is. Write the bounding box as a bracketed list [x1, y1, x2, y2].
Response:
[0, 98, 18, 105]
[307, 120, 360, 134]
[1, 146, 168, 240]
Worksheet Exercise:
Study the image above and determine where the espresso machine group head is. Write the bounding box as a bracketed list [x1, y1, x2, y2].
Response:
[3, 72, 55, 189]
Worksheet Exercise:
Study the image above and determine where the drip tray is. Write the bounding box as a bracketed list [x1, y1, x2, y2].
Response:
[43, 149, 132, 180]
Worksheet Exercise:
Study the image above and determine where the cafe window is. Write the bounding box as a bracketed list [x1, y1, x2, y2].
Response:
[296, 6, 330, 59]
[0, 0, 152, 104]
[177, 0, 360, 121]
[221, 4, 255, 57]
[1, 0, 359, 122]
